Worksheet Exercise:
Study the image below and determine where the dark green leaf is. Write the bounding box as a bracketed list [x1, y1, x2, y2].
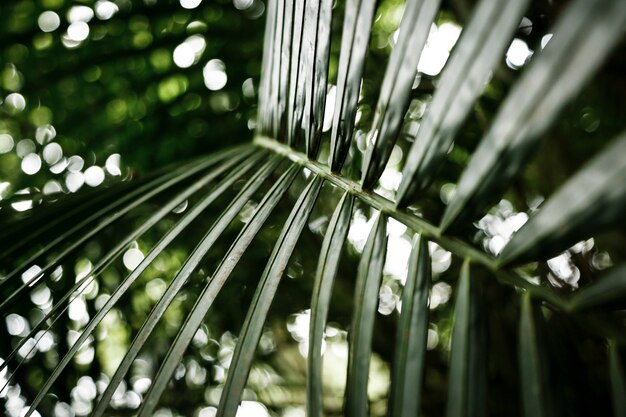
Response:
[441, 0, 626, 231]
[445, 259, 486, 417]
[329, 0, 377, 172]
[345, 213, 387, 417]
[307, 191, 354, 417]
[610, 341, 626, 417]
[396, 0, 529, 205]
[388, 235, 431, 417]
[519, 293, 554, 417]
[128, 162, 299, 416]
[303, 0, 333, 159]
[259, 0, 279, 135]
[214, 175, 323, 417]
[569, 263, 626, 311]
[1, 152, 269, 381]
[499, 132, 626, 265]
[360, 0, 440, 189]
[0, 147, 254, 313]
[91, 162, 298, 417]
[21, 152, 274, 417]
[286, 0, 306, 146]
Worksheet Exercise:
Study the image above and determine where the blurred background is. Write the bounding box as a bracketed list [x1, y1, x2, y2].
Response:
[1, 0, 625, 416]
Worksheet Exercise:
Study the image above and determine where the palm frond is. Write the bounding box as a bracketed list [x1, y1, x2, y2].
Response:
[445, 260, 486, 417]
[441, 0, 626, 231]
[387, 236, 430, 417]
[345, 213, 387, 417]
[307, 191, 354, 417]
[2, 0, 626, 415]
[519, 294, 555, 417]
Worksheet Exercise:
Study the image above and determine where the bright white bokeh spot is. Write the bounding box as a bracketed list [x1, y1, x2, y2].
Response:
[173, 35, 206, 68]
[322, 85, 336, 132]
[95, 0, 119, 20]
[43, 180, 63, 195]
[16, 139, 36, 157]
[53, 403, 73, 417]
[541, 33, 553, 49]
[61, 36, 82, 49]
[418, 46, 449, 77]
[379, 168, 402, 191]
[11, 189, 34, 211]
[506, 38, 532, 69]
[30, 285, 52, 306]
[384, 235, 412, 281]
[65, 171, 85, 192]
[233, 0, 254, 10]
[426, 328, 439, 350]
[236, 401, 269, 417]
[5, 93, 26, 112]
[106, 153, 122, 176]
[203, 59, 227, 90]
[67, 22, 90, 42]
[347, 211, 376, 252]
[547, 252, 580, 289]
[0, 134, 14, 153]
[173, 44, 195, 68]
[429, 281, 452, 309]
[50, 157, 68, 174]
[67, 155, 85, 172]
[429, 242, 452, 274]
[36, 125, 57, 144]
[180, 0, 203, 9]
[417, 23, 461, 77]
[0, 182, 10, 198]
[43, 142, 63, 165]
[198, 406, 217, 417]
[38, 11, 61, 32]
[434, 22, 462, 51]
[6, 313, 29, 336]
[123, 247, 144, 270]
[21, 265, 42, 285]
[67, 5, 94, 23]
[84, 166, 105, 187]
[22, 153, 42, 175]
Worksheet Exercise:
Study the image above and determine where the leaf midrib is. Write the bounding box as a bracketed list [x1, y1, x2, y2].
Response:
[254, 135, 568, 310]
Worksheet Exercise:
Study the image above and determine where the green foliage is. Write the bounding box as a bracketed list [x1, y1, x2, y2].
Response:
[1, 0, 626, 417]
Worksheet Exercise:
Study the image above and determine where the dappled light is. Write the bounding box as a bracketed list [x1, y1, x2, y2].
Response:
[1, 0, 626, 416]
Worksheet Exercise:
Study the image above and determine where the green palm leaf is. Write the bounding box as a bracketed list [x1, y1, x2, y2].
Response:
[2, 0, 626, 416]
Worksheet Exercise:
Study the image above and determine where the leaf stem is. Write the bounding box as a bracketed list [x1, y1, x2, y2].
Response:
[254, 136, 568, 310]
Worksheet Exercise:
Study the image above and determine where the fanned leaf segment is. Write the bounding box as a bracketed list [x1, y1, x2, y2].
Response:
[3, 0, 626, 416]
[388, 236, 431, 417]
[307, 191, 354, 417]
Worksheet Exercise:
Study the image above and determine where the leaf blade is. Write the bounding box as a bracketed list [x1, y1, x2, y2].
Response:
[360, 0, 440, 189]
[329, 0, 377, 172]
[499, 132, 626, 265]
[396, 0, 530, 204]
[388, 235, 431, 417]
[519, 293, 553, 417]
[91, 162, 299, 417]
[214, 175, 323, 417]
[610, 341, 626, 417]
[441, 0, 626, 231]
[307, 191, 354, 417]
[445, 260, 486, 417]
[345, 213, 387, 417]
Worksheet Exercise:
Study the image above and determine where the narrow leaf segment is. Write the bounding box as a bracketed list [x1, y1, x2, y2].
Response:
[445, 259, 486, 417]
[388, 235, 431, 417]
[216, 175, 323, 417]
[345, 213, 387, 417]
[307, 191, 354, 417]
